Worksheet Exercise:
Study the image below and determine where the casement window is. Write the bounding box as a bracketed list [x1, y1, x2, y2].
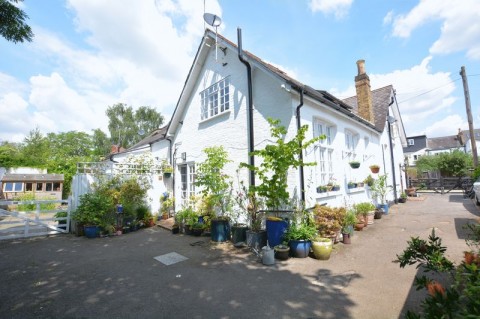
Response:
[3, 182, 23, 192]
[317, 147, 334, 186]
[200, 77, 230, 120]
[45, 182, 61, 192]
[26, 183, 33, 191]
[180, 163, 196, 207]
[36, 183, 43, 191]
[345, 130, 358, 151]
[313, 119, 335, 145]
[408, 139, 415, 146]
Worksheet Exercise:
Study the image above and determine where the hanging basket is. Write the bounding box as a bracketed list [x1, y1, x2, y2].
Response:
[369, 166, 380, 174]
[349, 162, 360, 169]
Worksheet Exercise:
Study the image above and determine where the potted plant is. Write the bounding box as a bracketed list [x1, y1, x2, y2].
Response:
[347, 181, 356, 189]
[354, 202, 376, 226]
[369, 164, 380, 174]
[284, 215, 317, 258]
[370, 174, 392, 214]
[240, 118, 324, 248]
[191, 222, 204, 236]
[274, 244, 290, 260]
[72, 192, 114, 238]
[195, 146, 233, 242]
[311, 236, 333, 260]
[349, 161, 361, 169]
[364, 174, 375, 187]
[341, 209, 357, 244]
[161, 195, 174, 219]
[399, 191, 407, 203]
[313, 205, 346, 244]
[162, 161, 173, 178]
[316, 185, 328, 193]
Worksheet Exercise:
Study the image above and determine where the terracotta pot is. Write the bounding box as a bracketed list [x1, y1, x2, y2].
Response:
[370, 166, 380, 174]
[367, 212, 374, 225]
[354, 222, 364, 231]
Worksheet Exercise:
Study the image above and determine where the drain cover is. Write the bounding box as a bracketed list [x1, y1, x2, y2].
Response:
[154, 252, 188, 266]
[312, 270, 356, 289]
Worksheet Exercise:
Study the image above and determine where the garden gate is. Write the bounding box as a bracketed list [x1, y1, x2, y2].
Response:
[0, 198, 71, 241]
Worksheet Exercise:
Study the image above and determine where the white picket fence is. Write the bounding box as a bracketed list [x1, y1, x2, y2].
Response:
[0, 198, 71, 241]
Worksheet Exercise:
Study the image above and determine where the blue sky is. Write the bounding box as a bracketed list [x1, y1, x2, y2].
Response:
[1, 0, 479, 143]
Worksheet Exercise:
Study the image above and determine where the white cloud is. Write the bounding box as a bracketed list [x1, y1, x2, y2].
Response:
[383, 10, 393, 25]
[309, 0, 353, 18]
[389, 0, 480, 59]
[423, 114, 467, 137]
[0, 0, 221, 142]
[332, 56, 459, 137]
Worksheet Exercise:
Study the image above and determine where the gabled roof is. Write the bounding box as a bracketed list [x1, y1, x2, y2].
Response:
[123, 126, 168, 153]
[167, 29, 401, 136]
[427, 135, 462, 151]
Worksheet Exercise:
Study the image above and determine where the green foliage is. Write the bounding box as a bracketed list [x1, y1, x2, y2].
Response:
[342, 209, 357, 233]
[313, 205, 346, 236]
[370, 174, 391, 204]
[364, 174, 374, 187]
[395, 229, 480, 318]
[241, 118, 324, 210]
[72, 192, 114, 226]
[472, 166, 480, 181]
[0, 0, 34, 43]
[284, 215, 317, 241]
[0, 141, 23, 167]
[14, 193, 56, 211]
[416, 151, 473, 177]
[106, 103, 164, 148]
[195, 146, 232, 216]
[353, 202, 376, 216]
[91, 129, 111, 158]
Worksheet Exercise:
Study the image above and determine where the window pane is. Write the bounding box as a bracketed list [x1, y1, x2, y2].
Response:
[4, 182, 13, 192]
[26, 183, 33, 191]
[46, 183, 53, 191]
[14, 183, 23, 191]
[53, 183, 61, 191]
[36, 183, 43, 191]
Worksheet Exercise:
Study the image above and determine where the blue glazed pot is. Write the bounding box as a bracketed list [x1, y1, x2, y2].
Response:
[84, 225, 99, 239]
[266, 219, 288, 248]
[289, 240, 312, 258]
[210, 219, 230, 242]
[378, 204, 389, 214]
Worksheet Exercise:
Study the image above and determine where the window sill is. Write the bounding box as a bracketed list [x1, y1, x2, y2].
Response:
[346, 187, 365, 194]
[200, 109, 231, 124]
[316, 190, 341, 199]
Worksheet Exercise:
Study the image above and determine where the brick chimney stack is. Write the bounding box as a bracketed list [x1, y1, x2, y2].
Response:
[355, 59, 374, 123]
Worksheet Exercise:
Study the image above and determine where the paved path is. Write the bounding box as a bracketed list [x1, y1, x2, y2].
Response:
[0, 193, 478, 319]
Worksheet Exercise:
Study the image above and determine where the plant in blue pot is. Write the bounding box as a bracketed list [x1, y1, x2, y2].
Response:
[370, 174, 392, 214]
[284, 211, 317, 258]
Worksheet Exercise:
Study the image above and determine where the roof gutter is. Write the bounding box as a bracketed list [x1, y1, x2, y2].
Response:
[237, 27, 255, 188]
[294, 87, 306, 203]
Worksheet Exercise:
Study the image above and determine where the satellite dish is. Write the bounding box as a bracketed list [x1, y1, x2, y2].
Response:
[203, 13, 222, 27]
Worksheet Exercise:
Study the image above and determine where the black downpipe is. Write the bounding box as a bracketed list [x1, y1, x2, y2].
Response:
[295, 88, 305, 203]
[237, 28, 255, 187]
[387, 114, 398, 204]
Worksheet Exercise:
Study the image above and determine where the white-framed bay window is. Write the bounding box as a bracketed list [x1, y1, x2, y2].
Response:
[200, 76, 230, 120]
[180, 163, 196, 207]
[313, 118, 336, 186]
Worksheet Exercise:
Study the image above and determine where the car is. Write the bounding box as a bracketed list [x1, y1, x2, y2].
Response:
[472, 177, 480, 205]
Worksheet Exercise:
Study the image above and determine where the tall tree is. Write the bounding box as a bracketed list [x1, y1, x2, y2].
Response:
[0, 141, 22, 167]
[47, 131, 93, 159]
[106, 103, 163, 148]
[91, 128, 111, 158]
[0, 0, 34, 43]
[21, 128, 49, 167]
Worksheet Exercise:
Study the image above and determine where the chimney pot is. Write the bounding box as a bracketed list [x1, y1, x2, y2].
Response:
[356, 59, 366, 75]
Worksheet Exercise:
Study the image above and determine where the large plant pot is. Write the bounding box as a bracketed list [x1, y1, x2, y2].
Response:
[84, 225, 99, 239]
[289, 240, 311, 258]
[192, 227, 203, 236]
[210, 219, 230, 242]
[246, 230, 267, 249]
[354, 222, 364, 231]
[231, 224, 248, 244]
[266, 219, 288, 248]
[374, 209, 383, 219]
[312, 238, 333, 260]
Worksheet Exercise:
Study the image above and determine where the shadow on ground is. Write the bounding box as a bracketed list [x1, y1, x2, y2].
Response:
[0, 227, 361, 319]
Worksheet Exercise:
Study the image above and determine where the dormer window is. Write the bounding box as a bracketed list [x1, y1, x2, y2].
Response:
[408, 139, 414, 146]
[200, 77, 230, 120]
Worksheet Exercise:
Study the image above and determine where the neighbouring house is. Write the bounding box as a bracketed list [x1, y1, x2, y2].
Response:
[426, 135, 463, 156]
[460, 128, 480, 157]
[106, 29, 407, 214]
[0, 167, 64, 200]
[403, 135, 427, 166]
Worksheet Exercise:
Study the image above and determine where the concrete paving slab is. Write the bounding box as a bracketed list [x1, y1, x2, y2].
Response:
[154, 252, 188, 265]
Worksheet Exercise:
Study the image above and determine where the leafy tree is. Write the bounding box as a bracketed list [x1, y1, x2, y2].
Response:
[416, 151, 472, 177]
[47, 131, 93, 159]
[91, 128, 111, 158]
[21, 128, 50, 167]
[0, 141, 22, 167]
[0, 0, 34, 43]
[106, 103, 164, 149]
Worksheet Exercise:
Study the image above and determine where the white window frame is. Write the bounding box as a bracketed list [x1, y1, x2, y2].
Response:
[200, 77, 231, 121]
[3, 182, 23, 192]
[180, 163, 196, 207]
[408, 139, 415, 146]
[313, 118, 336, 146]
[345, 129, 359, 162]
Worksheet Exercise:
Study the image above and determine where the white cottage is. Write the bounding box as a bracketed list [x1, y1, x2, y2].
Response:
[112, 29, 407, 214]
